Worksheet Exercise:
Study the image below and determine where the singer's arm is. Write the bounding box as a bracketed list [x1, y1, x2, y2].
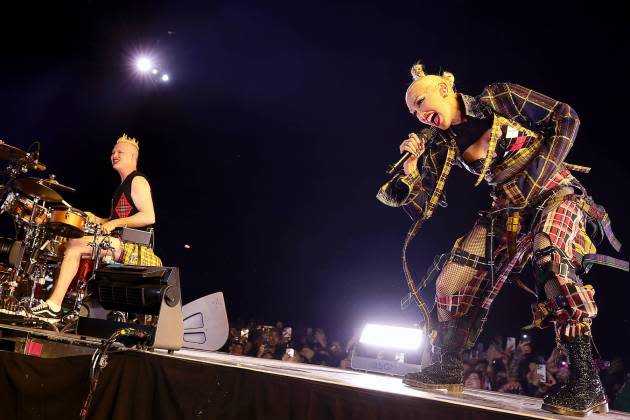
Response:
[376, 162, 425, 208]
[377, 141, 450, 220]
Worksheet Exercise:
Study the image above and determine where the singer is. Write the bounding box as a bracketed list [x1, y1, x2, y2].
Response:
[377, 63, 627, 416]
[31, 134, 162, 323]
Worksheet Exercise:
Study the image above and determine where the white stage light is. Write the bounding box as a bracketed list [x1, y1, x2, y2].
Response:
[135, 56, 153, 73]
[151, 68, 159, 75]
[161, 74, 170, 82]
[359, 324, 423, 350]
[352, 323, 425, 376]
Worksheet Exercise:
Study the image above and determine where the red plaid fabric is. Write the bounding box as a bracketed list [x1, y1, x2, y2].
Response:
[540, 200, 582, 262]
[558, 278, 597, 321]
[436, 269, 487, 317]
[434, 193, 598, 340]
[537, 196, 595, 267]
[542, 169, 574, 191]
[114, 192, 132, 218]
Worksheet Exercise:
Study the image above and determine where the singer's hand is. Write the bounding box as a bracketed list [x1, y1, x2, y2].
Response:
[399, 133, 425, 175]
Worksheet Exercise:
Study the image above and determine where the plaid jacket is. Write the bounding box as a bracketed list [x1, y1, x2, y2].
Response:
[377, 83, 581, 218]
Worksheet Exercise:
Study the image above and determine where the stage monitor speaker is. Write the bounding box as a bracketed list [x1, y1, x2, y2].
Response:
[77, 265, 183, 351]
[182, 292, 228, 352]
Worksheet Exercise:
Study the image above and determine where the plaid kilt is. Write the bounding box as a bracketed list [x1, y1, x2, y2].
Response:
[119, 242, 163, 266]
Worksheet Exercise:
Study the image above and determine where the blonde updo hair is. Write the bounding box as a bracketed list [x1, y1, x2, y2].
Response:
[410, 62, 456, 92]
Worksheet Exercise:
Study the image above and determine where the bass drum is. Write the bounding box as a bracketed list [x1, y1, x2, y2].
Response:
[0, 237, 24, 267]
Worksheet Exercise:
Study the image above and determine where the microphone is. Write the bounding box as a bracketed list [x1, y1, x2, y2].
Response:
[31, 149, 46, 171]
[386, 128, 433, 176]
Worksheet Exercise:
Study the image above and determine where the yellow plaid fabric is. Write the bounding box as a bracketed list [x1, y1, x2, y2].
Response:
[479, 83, 580, 205]
[119, 242, 163, 266]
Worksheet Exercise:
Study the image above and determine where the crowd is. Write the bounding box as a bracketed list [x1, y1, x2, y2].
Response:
[221, 321, 630, 411]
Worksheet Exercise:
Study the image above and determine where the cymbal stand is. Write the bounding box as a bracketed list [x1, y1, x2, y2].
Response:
[19, 197, 50, 309]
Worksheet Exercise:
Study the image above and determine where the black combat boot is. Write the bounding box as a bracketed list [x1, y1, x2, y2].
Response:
[542, 335, 608, 417]
[403, 349, 464, 393]
[402, 315, 476, 394]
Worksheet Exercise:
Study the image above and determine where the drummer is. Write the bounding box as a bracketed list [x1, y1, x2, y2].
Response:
[31, 134, 161, 322]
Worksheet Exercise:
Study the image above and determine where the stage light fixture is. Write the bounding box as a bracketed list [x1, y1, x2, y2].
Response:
[161, 74, 170, 82]
[352, 323, 425, 377]
[151, 68, 159, 75]
[359, 323, 423, 350]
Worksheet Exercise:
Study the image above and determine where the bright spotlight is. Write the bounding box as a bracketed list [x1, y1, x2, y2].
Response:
[151, 68, 159, 75]
[135, 56, 153, 73]
[352, 323, 425, 376]
[161, 74, 170, 82]
[359, 324, 423, 350]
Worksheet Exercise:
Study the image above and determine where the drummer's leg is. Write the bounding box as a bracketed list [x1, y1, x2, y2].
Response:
[47, 236, 95, 307]
[34, 236, 123, 320]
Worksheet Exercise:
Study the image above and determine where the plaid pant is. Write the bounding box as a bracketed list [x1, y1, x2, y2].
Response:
[532, 198, 597, 338]
[435, 195, 597, 347]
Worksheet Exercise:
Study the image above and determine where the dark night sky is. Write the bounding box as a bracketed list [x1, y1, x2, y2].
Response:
[0, 2, 628, 357]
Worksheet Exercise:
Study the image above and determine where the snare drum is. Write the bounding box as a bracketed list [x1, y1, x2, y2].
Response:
[47, 207, 88, 238]
[0, 192, 48, 225]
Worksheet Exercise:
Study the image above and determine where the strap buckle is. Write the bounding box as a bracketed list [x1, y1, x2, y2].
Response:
[559, 262, 569, 278]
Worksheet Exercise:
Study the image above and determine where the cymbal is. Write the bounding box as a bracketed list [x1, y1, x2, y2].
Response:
[41, 176, 76, 193]
[0, 141, 28, 161]
[12, 178, 63, 203]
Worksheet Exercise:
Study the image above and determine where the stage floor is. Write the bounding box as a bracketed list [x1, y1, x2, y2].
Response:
[157, 349, 629, 420]
[2, 323, 629, 419]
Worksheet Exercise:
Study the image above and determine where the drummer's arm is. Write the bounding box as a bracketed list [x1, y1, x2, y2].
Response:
[103, 177, 156, 231]
[85, 212, 109, 224]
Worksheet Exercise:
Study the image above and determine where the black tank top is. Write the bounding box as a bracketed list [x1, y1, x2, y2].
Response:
[450, 116, 492, 153]
[110, 170, 153, 230]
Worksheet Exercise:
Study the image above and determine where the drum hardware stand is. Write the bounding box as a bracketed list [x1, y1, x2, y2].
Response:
[0, 279, 20, 314]
[0, 149, 44, 180]
[16, 197, 51, 310]
[61, 225, 116, 327]
[0, 142, 41, 309]
[0, 198, 48, 314]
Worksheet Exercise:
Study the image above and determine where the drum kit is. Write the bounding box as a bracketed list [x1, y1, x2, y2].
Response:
[0, 140, 113, 328]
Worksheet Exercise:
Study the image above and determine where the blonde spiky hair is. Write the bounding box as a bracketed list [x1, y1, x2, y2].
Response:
[410, 62, 456, 91]
[116, 133, 139, 151]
